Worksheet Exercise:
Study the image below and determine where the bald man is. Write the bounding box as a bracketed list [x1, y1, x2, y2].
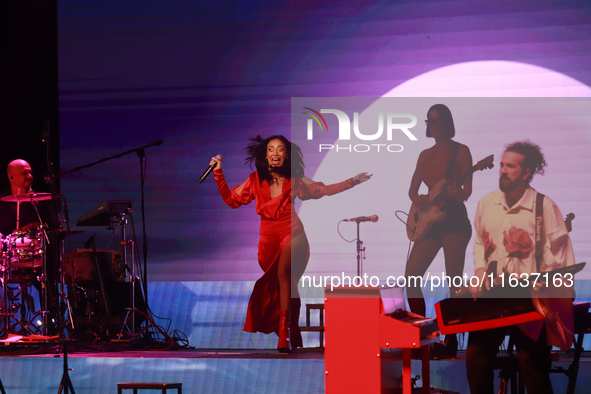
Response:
[0, 159, 49, 236]
[7, 159, 34, 195]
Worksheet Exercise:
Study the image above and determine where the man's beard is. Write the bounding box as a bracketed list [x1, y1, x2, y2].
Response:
[499, 176, 518, 193]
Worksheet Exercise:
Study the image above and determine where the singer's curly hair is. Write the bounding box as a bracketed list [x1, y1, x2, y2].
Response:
[504, 140, 547, 184]
[246, 135, 305, 184]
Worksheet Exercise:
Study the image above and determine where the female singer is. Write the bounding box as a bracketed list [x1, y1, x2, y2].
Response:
[405, 104, 473, 357]
[211, 135, 371, 352]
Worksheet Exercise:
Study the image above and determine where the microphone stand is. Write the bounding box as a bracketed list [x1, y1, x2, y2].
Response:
[137, 148, 148, 303]
[355, 220, 365, 277]
[344, 216, 376, 277]
[49, 140, 163, 181]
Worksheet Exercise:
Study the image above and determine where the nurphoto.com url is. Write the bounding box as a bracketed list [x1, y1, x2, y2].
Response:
[301, 272, 574, 292]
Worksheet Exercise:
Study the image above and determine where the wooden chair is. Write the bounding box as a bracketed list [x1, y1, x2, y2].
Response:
[299, 303, 325, 348]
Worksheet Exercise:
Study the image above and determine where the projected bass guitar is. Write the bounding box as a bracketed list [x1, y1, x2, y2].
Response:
[406, 154, 494, 242]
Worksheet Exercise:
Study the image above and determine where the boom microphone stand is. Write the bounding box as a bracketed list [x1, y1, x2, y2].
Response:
[50, 139, 163, 308]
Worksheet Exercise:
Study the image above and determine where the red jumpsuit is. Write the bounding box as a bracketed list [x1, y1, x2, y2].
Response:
[214, 169, 356, 335]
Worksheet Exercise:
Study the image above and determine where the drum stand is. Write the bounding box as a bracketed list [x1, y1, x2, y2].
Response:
[57, 232, 75, 336]
[58, 282, 75, 334]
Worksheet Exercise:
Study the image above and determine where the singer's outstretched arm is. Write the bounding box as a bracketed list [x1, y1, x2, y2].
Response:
[298, 172, 372, 199]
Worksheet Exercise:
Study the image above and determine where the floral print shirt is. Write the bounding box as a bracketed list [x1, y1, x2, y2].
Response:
[474, 187, 575, 276]
[473, 187, 576, 348]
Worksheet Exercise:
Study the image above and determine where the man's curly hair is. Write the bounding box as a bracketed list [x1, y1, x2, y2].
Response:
[504, 140, 546, 184]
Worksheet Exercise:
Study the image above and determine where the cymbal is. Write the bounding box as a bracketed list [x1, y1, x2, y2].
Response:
[0, 193, 60, 202]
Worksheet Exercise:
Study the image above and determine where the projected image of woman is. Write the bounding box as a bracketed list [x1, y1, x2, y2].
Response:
[405, 104, 473, 358]
[211, 135, 371, 352]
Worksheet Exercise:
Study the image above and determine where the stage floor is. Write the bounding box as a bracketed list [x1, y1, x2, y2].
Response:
[2, 282, 590, 393]
[1, 345, 590, 394]
[66, 347, 325, 360]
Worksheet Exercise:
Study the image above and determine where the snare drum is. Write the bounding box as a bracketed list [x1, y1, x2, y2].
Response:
[5, 230, 44, 268]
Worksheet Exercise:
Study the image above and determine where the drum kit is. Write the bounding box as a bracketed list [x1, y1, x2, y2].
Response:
[1, 189, 148, 344]
[0, 192, 82, 338]
[4, 195, 145, 344]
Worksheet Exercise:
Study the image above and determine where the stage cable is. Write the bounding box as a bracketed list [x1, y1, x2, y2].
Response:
[127, 213, 178, 350]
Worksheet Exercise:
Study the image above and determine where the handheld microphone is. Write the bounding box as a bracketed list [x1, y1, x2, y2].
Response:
[198, 154, 222, 184]
[343, 215, 378, 223]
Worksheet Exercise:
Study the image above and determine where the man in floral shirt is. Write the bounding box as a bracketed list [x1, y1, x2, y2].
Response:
[466, 141, 575, 394]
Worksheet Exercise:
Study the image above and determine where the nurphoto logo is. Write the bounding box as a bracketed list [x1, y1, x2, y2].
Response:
[302, 107, 418, 153]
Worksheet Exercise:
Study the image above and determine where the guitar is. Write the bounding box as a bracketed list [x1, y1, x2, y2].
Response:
[406, 154, 495, 242]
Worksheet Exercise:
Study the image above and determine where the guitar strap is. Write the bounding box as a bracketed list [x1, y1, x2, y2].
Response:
[535, 192, 545, 272]
[445, 142, 460, 180]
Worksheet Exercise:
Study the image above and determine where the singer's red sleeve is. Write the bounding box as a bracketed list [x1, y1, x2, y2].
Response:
[299, 177, 358, 200]
[213, 169, 254, 208]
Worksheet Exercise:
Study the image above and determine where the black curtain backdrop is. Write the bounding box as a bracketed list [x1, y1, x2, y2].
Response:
[0, 1, 59, 194]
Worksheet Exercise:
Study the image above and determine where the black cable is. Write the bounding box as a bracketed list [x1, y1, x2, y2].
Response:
[336, 220, 358, 243]
[128, 213, 174, 344]
[169, 330, 192, 349]
[394, 210, 409, 226]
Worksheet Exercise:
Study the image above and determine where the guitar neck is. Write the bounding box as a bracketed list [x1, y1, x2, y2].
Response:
[455, 165, 477, 186]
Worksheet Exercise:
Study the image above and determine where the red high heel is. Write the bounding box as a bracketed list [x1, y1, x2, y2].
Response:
[277, 310, 292, 353]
